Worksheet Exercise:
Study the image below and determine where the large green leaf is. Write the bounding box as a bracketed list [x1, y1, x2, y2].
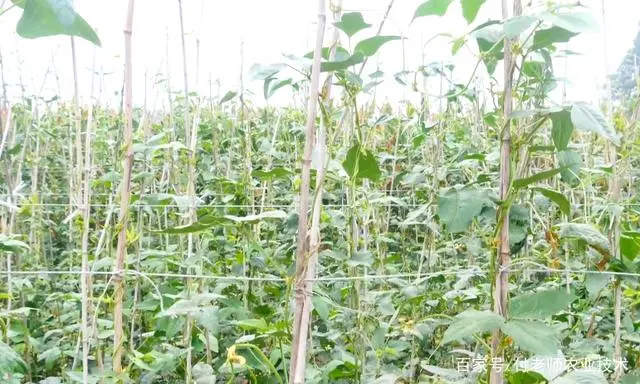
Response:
[0, 235, 30, 253]
[584, 274, 609, 300]
[503, 15, 537, 38]
[251, 167, 294, 181]
[16, 0, 101, 46]
[541, 11, 600, 34]
[532, 27, 577, 50]
[442, 310, 504, 343]
[321, 52, 365, 72]
[333, 12, 371, 37]
[556, 223, 611, 257]
[342, 144, 381, 182]
[513, 168, 561, 189]
[413, 0, 454, 21]
[570, 102, 621, 145]
[437, 187, 492, 233]
[461, 0, 486, 24]
[474, 22, 504, 75]
[551, 110, 573, 151]
[510, 289, 575, 319]
[0, 339, 27, 373]
[501, 319, 559, 356]
[354, 36, 402, 57]
[264, 78, 292, 100]
[532, 187, 570, 217]
[557, 150, 581, 185]
[304, 46, 351, 61]
[621, 231, 640, 261]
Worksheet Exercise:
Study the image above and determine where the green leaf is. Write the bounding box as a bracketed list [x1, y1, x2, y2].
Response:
[342, 144, 381, 182]
[551, 110, 573, 151]
[503, 15, 537, 38]
[552, 370, 607, 384]
[510, 289, 575, 319]
[354, 36, 402, 57]
[442, 310, 504, 343]
[333, 12, 371, 37]
[157, 293, 225, 317]
[304, 46, 351, 61]
[251, 167, 294, 181]
[532, 26, 577, 50]
[219, 91, 237, 104]
[532, 187, 570, 217]
[250, 63, 286, 80]
[509, 205, 530, 255]
[312, 296, 330, 321]
[621, 231, 640, 261]
[501, 319, 559, 356]
[0, 235, 30, 254]
[438, 187, 492, 233]
[570, 102, 621, 145]
[264, 78, 292, 100]
[225, 210, 287, 223]
[321, 52, 365, 72]
[16, 0, 101, 46]
[233, 318, 269, 332]
[157, 216, 231, 234]
[621, 373, 640, 384]
[556, 223, 611, 257]
[541, 11, 600, 34]
[475, 25, 504, 75]
[0, 340, 27, 373]
[413, 0, 454, 21]
[513, 168, 561, 189]
[557, 150, 581, 185]
[461, 0, 486, 24]
[509, 371, 548, 384]
[584, 274, 609, 300]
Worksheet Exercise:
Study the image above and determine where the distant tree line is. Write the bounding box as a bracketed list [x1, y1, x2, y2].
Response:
[612, 25, 640, 101]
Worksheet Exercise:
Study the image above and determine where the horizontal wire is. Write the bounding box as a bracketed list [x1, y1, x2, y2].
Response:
[0, 267, 635, 283]
[0, 190, 418, 197]
[0, 203, 424, 209]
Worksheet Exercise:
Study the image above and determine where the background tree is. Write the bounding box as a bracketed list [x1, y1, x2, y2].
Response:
[612, 24, 640, 100]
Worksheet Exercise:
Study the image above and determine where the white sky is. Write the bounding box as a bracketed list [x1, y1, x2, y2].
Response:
[0, 0, 638, 109]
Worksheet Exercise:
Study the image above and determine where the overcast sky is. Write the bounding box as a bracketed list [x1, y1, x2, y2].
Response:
[0, 0, 638, 110]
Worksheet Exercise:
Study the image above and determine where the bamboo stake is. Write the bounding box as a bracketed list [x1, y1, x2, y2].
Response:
[113, 0, 136, 375]
[601, 1, 623, 380]
[79, 41, 97, 384]
[289, 0, 326, 382]
[491, 1, 521, 383]
[177, 1, 197, 380]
